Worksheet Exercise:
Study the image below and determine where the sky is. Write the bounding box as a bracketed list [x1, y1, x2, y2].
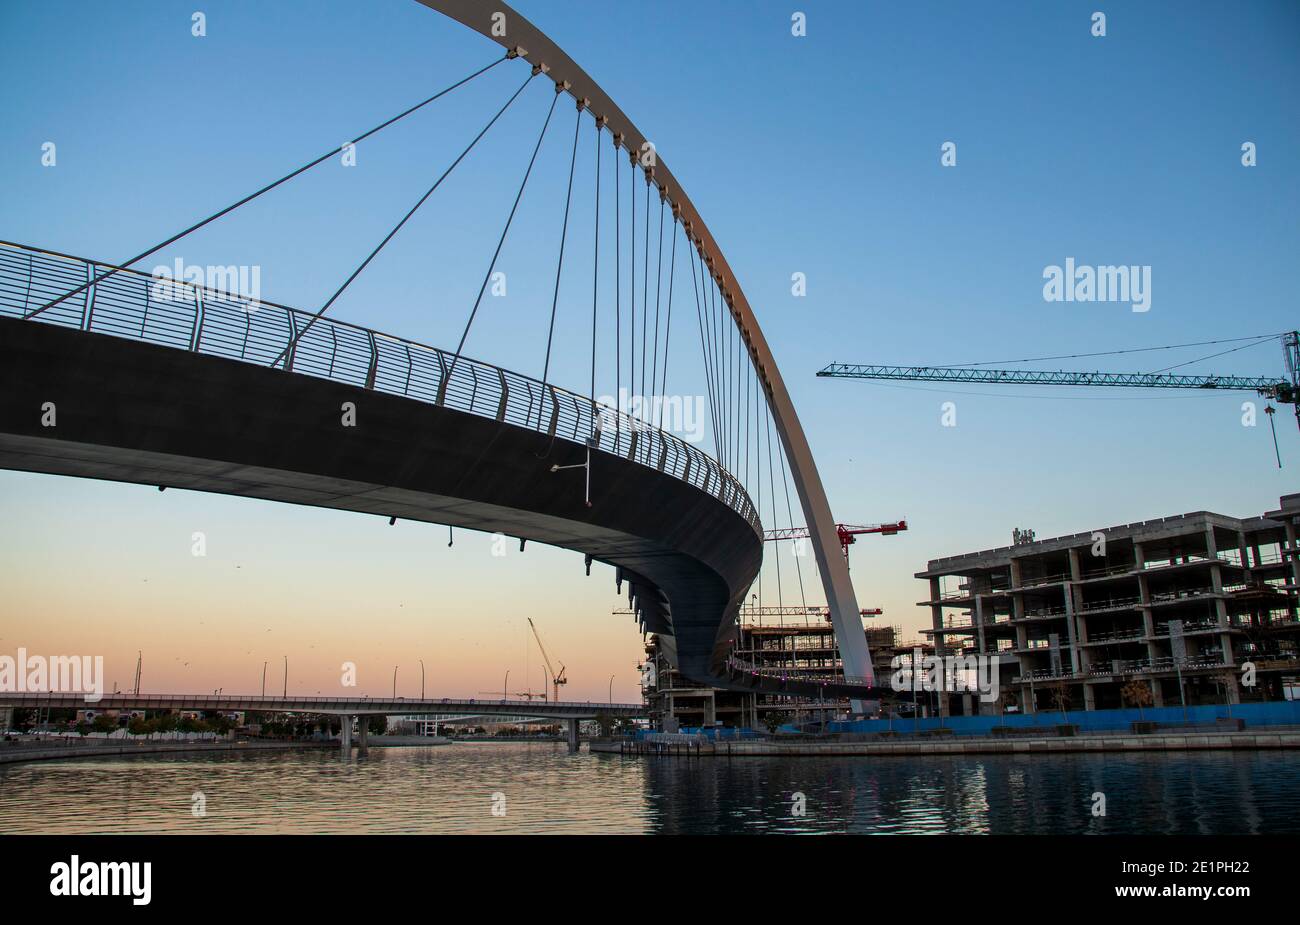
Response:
[1, 0, 1297, 701]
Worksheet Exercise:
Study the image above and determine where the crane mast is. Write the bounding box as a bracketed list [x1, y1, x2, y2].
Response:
[527, 617, 567, 703]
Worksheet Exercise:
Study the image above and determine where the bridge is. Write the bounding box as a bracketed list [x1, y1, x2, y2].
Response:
[0, 0, 886, 708]
[0, 693, 645, 753]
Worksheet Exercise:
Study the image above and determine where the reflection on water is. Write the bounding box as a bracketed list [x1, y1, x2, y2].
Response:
[0, 743, 1295, 834]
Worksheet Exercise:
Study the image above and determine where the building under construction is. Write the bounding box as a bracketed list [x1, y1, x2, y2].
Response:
[916, 493, 1300, 715]
[642, 609, 911, 731]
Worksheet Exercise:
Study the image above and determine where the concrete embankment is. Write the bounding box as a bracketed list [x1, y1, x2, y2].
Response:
[0, 739, 335, 766]
[591, 730, 1300, 757]
[360, 735, 451, 747]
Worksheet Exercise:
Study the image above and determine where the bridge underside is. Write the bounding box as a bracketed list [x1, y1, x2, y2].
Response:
[0, 317, 765, 687]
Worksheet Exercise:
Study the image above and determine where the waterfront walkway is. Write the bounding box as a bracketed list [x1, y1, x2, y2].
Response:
[0, 738, 336, 766]
[592, 728, 1300, 757]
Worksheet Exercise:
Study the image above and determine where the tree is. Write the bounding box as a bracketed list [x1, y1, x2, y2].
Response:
[763, 711, 788, 735]
[91, 714, 116, 734]
[366, 715, 387, 736]
[74, 722, 91, 738]
[1121, 679, 1153, 720]
[1049, 679, 1072, 720]
[128, 717, 149, 737]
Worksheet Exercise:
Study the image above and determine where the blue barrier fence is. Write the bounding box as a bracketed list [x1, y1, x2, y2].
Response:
[825, 701, 1300, 736]
[636, 727, 761, 741]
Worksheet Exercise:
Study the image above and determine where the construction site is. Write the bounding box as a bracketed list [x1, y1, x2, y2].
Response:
[918, 492, 1300, 715]
[642, 609, 914, 732]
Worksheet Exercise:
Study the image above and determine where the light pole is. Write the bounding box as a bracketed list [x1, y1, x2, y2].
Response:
[282, 656, 287, 697]
[419, 659, 425, 700]
[393, 665, 398, 699]
[608, 674, 614, 703]
[261, 661, 267, 697]
[503, 670, 509, 700]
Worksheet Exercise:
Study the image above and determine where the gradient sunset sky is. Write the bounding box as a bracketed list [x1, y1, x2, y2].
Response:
[1, 0, 1296, 701]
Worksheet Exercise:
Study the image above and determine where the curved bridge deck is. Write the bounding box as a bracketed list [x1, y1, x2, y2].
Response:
[0, 240, 768, 688]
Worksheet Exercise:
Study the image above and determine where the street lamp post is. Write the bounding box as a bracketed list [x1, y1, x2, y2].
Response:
[419, 659, 425, 700]
[393, 665, 398, 699]
[261, 661, 267, 697]
[282, 656, 287, 698]
[609, 674, 614, 703]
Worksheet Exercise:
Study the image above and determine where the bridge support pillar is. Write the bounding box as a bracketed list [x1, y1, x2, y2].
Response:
[566, 718, 579, 753]
[358, 716, 369, 754]
[0, 708, 12, 731]
[340, 716, 352, 754]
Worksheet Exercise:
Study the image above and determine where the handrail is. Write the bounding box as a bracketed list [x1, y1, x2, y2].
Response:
[724, 655, 875, 688]
[0, 692, 645, 710]
[0, 240, 759, 533]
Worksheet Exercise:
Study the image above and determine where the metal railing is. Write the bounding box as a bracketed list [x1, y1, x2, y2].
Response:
[724, 655, 874, 688]
[0, 241, 759, 532]
[0, 692, 645, 711]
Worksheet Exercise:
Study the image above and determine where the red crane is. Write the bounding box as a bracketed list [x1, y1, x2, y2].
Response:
[762, 520, 907, 570]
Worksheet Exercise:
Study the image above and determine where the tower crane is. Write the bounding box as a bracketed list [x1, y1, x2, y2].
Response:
[763, 520, 907, 570]
[819, 331, 1300, 462]
[527, 617, 567, 703]
[819, 331, 1298, 425]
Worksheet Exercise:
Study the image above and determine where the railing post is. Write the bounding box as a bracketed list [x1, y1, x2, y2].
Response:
[284, 311, 297, 372]
[21, 252, 34, 317]
[189, 286, 205, 352]
[82, 262, 96, 331]
[365, 331, 378, 389]
[435, 351, 449, 405]
[496, 369, 508, 421]
[139, 274, 151, 338]
[546, 388, 559, 437]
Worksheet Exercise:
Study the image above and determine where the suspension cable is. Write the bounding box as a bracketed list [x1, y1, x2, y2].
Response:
[755, 360, 764, 609]
[649, 196, 665, 428]
[765, 406, 784, 608]
[614, 138, 621, 435]
[744, 350, 751, 495]
[275, 71, 535, 368]
[658, 215, 677, 421]
[629, 156, 637, 419]
[540, 105, 584, 388]
[446, 81, 560, 376]
[590, 118, 602, 413]
[734, 309, 742, 477]
[777, 422, 809, 613]
[688, 242, 722, 461]
[640, 178, 650, 401]
[712, 271, 733, 470]
[26, 55, 507, 322]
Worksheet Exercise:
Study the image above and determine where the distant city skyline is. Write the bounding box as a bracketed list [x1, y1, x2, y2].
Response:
[1, 0, 1296, 699]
